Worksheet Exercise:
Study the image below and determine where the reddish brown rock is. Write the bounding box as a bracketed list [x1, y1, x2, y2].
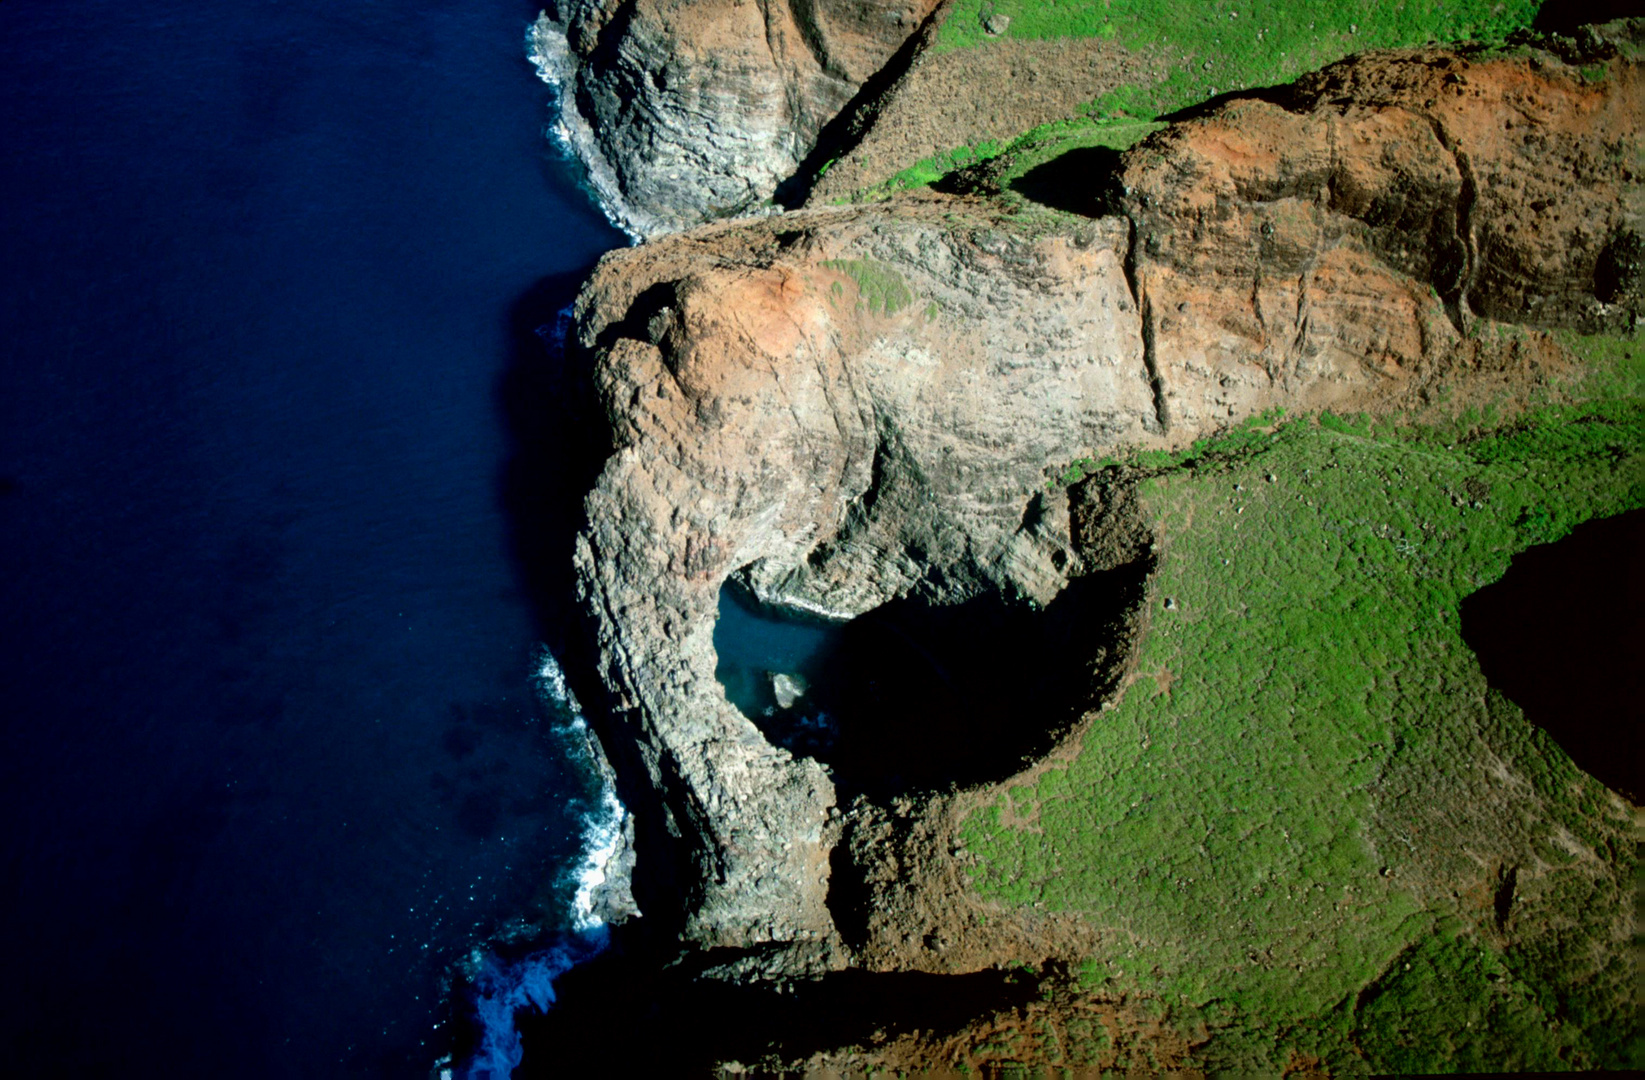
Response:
[564, 40, 1641, 974]
[1124, 45, 1643, 434]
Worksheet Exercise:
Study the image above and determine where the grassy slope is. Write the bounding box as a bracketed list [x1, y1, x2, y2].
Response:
[854, 0, 1543, 199]
[959, 331, 1643, 1071]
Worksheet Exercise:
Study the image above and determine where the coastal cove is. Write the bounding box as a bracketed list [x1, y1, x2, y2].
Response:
[513, 1, 1642, 1071]
[2, 0, 1639, 1074]
[0, 1, 624, 1074]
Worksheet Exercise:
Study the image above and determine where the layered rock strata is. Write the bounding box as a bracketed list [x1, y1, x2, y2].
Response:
[529, 0, 941, 238]
[566, 42, 1641, 970]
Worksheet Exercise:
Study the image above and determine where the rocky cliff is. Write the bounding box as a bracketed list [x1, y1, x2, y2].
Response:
[529, 0, 940, 238]
[563, 34, 1641, 992]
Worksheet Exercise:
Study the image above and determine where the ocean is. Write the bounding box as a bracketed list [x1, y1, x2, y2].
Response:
[0, 0, 624, 1074]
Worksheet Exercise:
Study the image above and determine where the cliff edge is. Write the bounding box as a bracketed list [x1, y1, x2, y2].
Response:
[529, 0, 940, 237]
[544, 22, 1642, 1074]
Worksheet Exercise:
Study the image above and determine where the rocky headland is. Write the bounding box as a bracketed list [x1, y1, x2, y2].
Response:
[528, 0, 942, 237]
[527, 7, 1641, 1073]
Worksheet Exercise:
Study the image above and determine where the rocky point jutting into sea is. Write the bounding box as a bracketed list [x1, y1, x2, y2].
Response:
[509, 5, 1641, 1073]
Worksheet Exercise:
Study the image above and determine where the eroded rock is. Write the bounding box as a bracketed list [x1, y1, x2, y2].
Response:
[565, 41, 1641, 973]
[530, 0, 940, 238]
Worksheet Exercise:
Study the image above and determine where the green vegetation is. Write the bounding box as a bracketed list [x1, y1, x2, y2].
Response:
[859, 0, 1542, 199]
[1056, 407, 1286, 486]
[863, 116, 1163, 201]
[961, 331, 1642, 1071]
[866, 139, 1009, 195]
[939, 0, 1540, 53]
[823, 258, 915, 315]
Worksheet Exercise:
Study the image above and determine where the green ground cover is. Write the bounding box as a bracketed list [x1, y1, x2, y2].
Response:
[960, 331, 1642, 1070]
[822, 257, 915, 315]
[857, 0, 1543, 199]
[864, 116, 1164, 201]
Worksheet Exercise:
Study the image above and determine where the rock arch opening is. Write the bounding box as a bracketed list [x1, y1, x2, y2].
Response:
[1460, 507, 1643, 803]
[714, 555, 1149, 799]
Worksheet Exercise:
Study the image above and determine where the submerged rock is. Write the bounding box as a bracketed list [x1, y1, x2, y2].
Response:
[769, 671, 809, 710]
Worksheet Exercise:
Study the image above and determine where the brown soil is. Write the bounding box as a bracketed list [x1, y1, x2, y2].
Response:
[808, 19, 1167, 201]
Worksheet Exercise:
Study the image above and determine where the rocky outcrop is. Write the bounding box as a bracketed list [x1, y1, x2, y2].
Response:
[529, 0, 941, 238]
[564, 40, 1641, 971]
[1125, 43, 1645, 424]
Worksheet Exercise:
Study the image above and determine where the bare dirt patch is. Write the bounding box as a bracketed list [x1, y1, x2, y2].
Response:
[809, 31, 1166, 201]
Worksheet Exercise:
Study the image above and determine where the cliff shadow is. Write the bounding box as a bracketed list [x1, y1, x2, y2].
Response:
[715, 558, 1150, 800]
[1534, 2, 1636, 33]
[1460, 507, 1644, 802]
[495, 267, 609, 660]
[512, 942, 1042, 1075]
[1002, 145, 1125, 218]
[773, 4, 946, 210]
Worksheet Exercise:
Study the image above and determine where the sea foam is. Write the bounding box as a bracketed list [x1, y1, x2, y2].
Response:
[525, 14, 649, 243]
[449, 925, 608, 1080]
[448, 648, 635, 1079]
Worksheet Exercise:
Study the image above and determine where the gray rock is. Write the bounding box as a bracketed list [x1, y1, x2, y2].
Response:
[562, 41, 1642, 974]
[529, 0, 940, 239]
[770, 672, 809, 710]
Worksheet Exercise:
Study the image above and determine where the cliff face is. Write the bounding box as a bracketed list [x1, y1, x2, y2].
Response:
[565, 40, 1641, 971]
[530, 0, 940, 238]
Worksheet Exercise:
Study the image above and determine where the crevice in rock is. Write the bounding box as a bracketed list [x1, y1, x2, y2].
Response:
[1122, 216, 1170, 434]
[585, 0, 640, 68]
[1422, 115, 1477, 336]
[1594, 227, 1642, 305]
[782, 0, 846, 82]
[1139, 288, 1168, 434]
[826, 831, 876, 949]
[1493, 864, 1519, 931]
[774, 1, 946, 209]
[1118, 215, 1171, 433]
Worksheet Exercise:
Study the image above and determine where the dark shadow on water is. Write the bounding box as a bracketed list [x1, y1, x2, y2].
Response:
[495, 266, 611, 661]
[716, 561, 1149, 799]
[513, 935, 1042, 1077]
[1461, 507, 1643, 802]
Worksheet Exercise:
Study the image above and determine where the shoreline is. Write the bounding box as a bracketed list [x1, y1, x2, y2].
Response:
[525, 13, 648, 244]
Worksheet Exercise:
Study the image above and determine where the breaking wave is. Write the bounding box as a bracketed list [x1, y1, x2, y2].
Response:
[446, 648, 633, 1079]
[525, 15, 649, 243]
[448, 925, 609, 1080]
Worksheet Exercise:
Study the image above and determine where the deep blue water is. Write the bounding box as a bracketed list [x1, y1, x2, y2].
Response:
[0, 1, 622, 1074]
